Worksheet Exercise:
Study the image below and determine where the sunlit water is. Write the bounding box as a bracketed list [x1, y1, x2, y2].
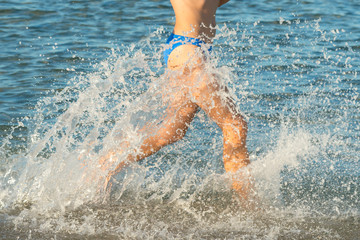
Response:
[1, 0, 359, 239]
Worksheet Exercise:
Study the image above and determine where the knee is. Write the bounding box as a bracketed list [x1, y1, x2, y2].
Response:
[157, 126, 187, 147]
[224, 114, 247, 131]
[237, 117, 248, 135]
[169, 127, 187, 143]
[223, 116, 248, 145]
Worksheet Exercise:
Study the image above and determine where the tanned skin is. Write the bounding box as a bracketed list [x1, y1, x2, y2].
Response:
[102, 0, 254, 204]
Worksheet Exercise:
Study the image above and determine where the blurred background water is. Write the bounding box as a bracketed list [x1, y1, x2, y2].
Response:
[0, 0, 359, 239]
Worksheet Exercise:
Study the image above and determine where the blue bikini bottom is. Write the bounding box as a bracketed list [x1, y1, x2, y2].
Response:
[163, 33, 212, 66]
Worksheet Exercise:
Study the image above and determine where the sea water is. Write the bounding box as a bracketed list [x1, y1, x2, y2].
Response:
[0, 0, 359, 239]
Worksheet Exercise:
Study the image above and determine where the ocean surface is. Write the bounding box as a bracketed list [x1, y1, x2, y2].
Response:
[0, 0, 359, 239]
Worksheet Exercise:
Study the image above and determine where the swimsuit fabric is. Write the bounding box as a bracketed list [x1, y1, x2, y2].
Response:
[163, 33, 211, 66]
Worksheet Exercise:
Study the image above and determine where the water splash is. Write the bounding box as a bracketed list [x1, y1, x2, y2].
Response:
[1, 18, 359, 238]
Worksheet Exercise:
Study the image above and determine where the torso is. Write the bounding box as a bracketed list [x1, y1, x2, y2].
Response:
[170, 0, 221, 43]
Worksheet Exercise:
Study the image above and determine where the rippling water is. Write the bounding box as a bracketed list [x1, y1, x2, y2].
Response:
[1, 0, 359, 239]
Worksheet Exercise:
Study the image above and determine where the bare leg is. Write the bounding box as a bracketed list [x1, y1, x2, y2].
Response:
[168, 45, 253, 202]
[193, 77, 253, 201]
[103, 44, 254, 204]
[104, 100, 198, 192]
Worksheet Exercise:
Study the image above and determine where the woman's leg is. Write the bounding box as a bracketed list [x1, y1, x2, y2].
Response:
[104, 43, 253, 203]
[189, 71, 252, 199]
[168, 44, 253, 200]
[127, 101, 198, 163]
[104, 99, 198, 191]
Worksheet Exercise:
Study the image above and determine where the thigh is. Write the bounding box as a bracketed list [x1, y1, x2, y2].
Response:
[189, 73, 244, 129]
[161, 100, 199, 134]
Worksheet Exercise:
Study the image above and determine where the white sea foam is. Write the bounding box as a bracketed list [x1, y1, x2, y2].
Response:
[0, 19, 359, 238]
